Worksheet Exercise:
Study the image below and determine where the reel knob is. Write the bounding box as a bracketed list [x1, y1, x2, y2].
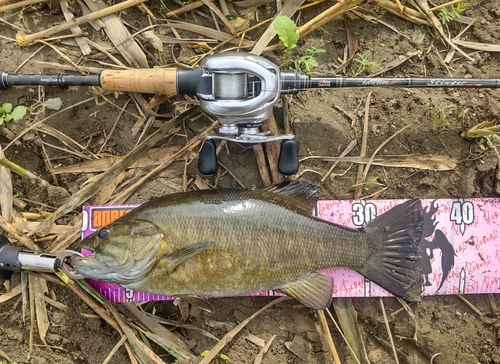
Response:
[198, 139, 218, 175]
[0, 70, 9, 90]
[0, 234, 13, 280]
[278, 140, 299, 175]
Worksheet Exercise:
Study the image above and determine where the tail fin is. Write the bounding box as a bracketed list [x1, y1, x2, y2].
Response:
[359, 199, 424, 301]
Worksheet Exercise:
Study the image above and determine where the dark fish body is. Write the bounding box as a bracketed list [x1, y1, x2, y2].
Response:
[72, 181, 424, 309]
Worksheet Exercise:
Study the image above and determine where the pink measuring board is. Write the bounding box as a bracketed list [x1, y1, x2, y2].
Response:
[81, 198, 500, 302]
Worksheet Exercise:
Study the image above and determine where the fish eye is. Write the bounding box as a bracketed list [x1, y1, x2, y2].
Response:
[97, 228, 110, 239]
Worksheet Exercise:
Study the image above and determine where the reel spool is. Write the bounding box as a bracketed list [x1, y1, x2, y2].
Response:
[196, 52, 299, 175]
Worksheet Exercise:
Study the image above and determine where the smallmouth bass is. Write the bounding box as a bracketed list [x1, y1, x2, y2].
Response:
[71, 181, 424, 309]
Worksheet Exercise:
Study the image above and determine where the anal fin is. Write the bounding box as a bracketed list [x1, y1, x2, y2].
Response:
[279, 272, 333, 310]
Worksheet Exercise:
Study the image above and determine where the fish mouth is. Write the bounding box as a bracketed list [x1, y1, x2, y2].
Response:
[70, 245, 159, 286]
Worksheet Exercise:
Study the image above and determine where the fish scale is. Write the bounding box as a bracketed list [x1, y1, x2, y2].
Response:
[71, 181, 424, 309]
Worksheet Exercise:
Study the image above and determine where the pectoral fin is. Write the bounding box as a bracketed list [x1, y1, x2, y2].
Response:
[178, 295, 214, 313]
[279, 273, 333, 310]
[163, 240, 215, 273]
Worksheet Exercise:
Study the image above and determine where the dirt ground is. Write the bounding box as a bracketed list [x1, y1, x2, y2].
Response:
[1, 0, 500, 363]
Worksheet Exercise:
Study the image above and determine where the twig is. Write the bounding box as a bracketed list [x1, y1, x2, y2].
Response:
[59, 0, 92, 55]
[372, 0, 430, 25]
[0, 157, 50, 188]
[362, 124, 411, 181]
[395, 297, 418, 341]
[0, 284, 22, 306]
[217, 160, 247, 188]
[370, 333, 413, 363]
[253, 144, 272, 186]
[199, 297, 290, 364]
[21, 273, 28, 324]
[354, 91, 371, 199]
[0, 0, 15, 7]
[40, 273, 123, 333]
[325, 308, 361, 364]
[456, 294, 483, 317]
[359, 186, 388, 200]
[317, 310, 341, 364]
[0, 0, 44, 12]
[488, 294, 497, 316]
[299, 154, 457, 171]
[102, 300, 154, 364]
[102, 336, 128, 364]
[97, 99, 131, 154]
[199, 0, 237, 34]
[0, 347, 11, 362]
[429, 0, 464, 12]
[322, 140, 357, 182]
[261, 116, 286, 185]
[380, 298, 399, 364]
[13, 45, 47, 73]
[0, 146, 12, 223]
[166, 0, 212, 18]
[31, 60, 103, 74]
[17, 0, 147, 46]
[82, 0, 148, 68]
[36, 123, 97, 159]
[254, 334, 276, 364]
[297, 0, 367, 39]
[84, 37, 129, 68]
[430, 352, 442, 364]
[28, 274, 35, 353]
[0, 215, 39, 251]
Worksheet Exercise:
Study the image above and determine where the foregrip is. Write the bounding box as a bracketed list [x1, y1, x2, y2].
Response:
[99, 67, 203, 95]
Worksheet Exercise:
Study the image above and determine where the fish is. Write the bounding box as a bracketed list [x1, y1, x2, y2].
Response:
[71, 181, 424, 310]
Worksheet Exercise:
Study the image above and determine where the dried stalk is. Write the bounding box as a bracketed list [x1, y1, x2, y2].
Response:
[0, 215, 39, 251]
[0, 157, 50, 188]
[317, 310, 341, 364]
[372, 0, 430, 25]
[0, 0, 45, 13]
[354, 91, 371, 199]
[300, 154, 457, 171]
[83, 0, 148, 68]
[298, 0, 368, 39]
[0, 146, 12, 223]
[16, 0, 146, 46]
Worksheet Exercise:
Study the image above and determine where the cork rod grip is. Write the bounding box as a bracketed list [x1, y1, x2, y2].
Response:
[99, 68, 178, 95]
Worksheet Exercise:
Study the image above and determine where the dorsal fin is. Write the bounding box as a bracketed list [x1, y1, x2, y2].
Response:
[264, 180, 319, 209]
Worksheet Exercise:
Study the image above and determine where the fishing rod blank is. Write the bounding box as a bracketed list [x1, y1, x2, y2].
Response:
[2, 68, 499, 95]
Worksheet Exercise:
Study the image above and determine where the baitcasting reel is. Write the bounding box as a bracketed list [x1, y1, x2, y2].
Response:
[196, 52, 304, 175]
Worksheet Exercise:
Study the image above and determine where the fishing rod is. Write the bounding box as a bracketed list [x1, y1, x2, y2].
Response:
[1, 52, 499, 175]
